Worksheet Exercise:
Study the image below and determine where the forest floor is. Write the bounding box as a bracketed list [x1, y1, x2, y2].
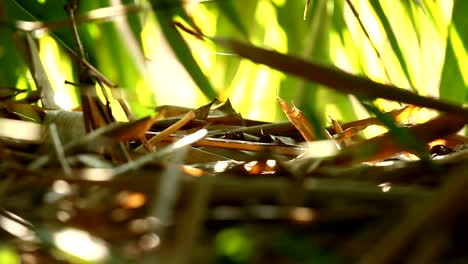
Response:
[1, 98, 467, 264]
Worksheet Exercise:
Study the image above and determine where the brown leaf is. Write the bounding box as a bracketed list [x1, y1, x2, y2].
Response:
[5, 102, 43, 123]
[211, 99, 238, 115]
[193, 98, 218, 120]
[330, 116, 352, 147]
[333, 126, 366, 143]
[325, 105, 420, 135]
[103, 116, 155, 142]
[429, 134, 468, 150]
[136, 111, 196, 152]
[155, 105, 193, 119]
[278, 97, 316, 141]
[327, 114, 468, 165]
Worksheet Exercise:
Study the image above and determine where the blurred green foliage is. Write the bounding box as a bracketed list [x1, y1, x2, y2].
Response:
[0, 0, 465, 124]
[0, 245, 19, 264]
[0, 1, 466, 262]
[215, 227, 254, 264]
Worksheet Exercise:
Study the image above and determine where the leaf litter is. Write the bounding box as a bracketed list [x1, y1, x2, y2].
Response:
[1, 4, 468, 263]
[0, 92, 467, 262]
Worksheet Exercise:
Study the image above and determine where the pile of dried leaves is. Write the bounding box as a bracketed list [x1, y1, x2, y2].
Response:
[2, 1, 468, 263]
[0, 90, 467, 263]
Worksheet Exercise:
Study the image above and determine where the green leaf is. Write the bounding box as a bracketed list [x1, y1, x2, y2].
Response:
[150, 0, 218, 99]
[22, 33, 59, 109]
[211, 0, 257, 96]
[216, 0, 249, 39]
[439, 0, 468, 105]
[8, 0, 75, 51]
[78, 0, 155, 116]
[362, 102, 428, 160]
[0, 28, 27, 89]
[368, 0, 417, 91]
[211, 37, 468, 115]
[280, 0, 335, 130]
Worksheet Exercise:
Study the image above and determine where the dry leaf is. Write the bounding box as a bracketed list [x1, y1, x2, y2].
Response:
[330, 116, 351, 148]
[327, 114, 468, 165]
[278, 97, 316, 141]
[193, 98, 218, 120]
[103, 116, 155, 142]
[325, 105, 419, 134]
[155, 105, 193, 119]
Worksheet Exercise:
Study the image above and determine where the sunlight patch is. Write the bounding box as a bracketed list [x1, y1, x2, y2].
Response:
[54, 228, 109, 262]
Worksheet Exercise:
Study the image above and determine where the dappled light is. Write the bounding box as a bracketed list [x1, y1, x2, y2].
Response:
[0, 213, 34, 241]
[0, 118, 42, 142]
[290, 207, 316, 223]
[53, 228, 109, 262]
[0, 0, 466, 263]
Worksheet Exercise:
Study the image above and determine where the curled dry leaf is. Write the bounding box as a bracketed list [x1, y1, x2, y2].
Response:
[329, 116, 351, 148]
[278, 97, 316, 141]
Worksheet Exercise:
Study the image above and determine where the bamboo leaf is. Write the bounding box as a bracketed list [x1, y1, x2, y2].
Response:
[102, 116, 155, 141]
[8, 0, 75, 50]
[150, 0, 217, 100]
[368, 0, 417, 91]
[22, 33, 59, 109]
[0, 29, 28, 91]
[278, 97, 316, 141]
[439, 0, 468, 105]
[279, 0, 339, 129]
[211, 37, 468, 115]
[216, 0, 249, 38]
[79, 0, 155, 115]
[212, 0, 257, 98]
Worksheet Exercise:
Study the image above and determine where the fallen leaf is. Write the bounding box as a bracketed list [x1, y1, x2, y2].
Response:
[103, 116, 155, 142]
[278, 97, 316, 141]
